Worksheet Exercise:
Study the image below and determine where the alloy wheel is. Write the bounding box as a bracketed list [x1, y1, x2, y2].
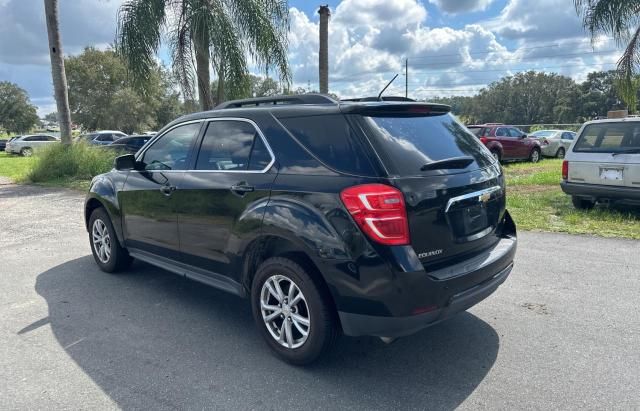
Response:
[531, 150, 540, 162]
[92, 219, 112, 264]
[260, 275, 310, 349]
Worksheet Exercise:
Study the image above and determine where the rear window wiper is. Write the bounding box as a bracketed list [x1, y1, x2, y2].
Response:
[612, 148, 640, 156]
[420, 156, 474, 171]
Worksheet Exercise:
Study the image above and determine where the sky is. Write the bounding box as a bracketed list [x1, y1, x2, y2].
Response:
[0, 0, 625, 116]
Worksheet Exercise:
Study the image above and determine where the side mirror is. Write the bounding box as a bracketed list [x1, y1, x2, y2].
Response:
[520, 133, 527, 139]
[114, 154, 137, 171]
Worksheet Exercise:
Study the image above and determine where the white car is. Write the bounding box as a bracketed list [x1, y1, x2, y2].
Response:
[530, 129, 576, 158]
[561, 118, 640, 208]
[5, 134, 60, 156]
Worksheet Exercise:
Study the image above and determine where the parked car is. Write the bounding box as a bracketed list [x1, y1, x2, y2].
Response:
[107, 135, 152, 154]
[561, 117, 640, 208]
[0, 139, 7, 151]
[530, 129, 576, 158]
[84, 94, 517, 364]
[468, 124, 542, 163]
[77, 130, 128, 146]
[5, 134, 59, 156]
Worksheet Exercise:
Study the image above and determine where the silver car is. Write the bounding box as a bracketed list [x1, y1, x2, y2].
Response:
[530, 129, 576, 158]
[561, 118, 640, 208]
[5, 134, 59, 156]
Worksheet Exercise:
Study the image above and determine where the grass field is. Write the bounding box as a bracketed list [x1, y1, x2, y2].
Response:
[0, 151, 34, 182]
[503, 159, 640, 239]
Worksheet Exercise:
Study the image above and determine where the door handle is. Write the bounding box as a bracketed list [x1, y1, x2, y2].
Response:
[160, 185, 176, 195]
[230, 183, 254, 194]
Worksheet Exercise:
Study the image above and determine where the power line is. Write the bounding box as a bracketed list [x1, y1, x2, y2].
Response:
[407, 37, 617, 61]
[331, 62, 618, 83]
[409, 49, 620, 68]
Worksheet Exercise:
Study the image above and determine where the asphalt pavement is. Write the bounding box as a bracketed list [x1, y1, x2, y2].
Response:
[0, 180, 638, 410]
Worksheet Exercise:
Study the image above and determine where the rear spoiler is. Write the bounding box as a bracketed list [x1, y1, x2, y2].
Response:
[340, 102, 451, 116]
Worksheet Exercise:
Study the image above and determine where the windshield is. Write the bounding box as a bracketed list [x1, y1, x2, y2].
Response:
[359, 113, 494, 176]
[532, 131, 555, 138]
[574, 122, 640, 153]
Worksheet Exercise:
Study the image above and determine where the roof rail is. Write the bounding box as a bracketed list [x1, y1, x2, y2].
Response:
[215, 93, 337, 109]
[341, 96, 416, 102]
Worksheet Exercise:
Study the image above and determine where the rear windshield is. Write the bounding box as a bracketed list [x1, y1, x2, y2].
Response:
[532, 131, 555, 138]
[467, 126, 484, 136]
[359, 113, 494, 176]
[574, 122, 640, 153]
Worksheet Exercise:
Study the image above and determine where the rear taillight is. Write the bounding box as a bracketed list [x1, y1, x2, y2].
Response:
[562, 160, 568, 180]
[480, 137, 488, 144]
[340, 184, 410, 246]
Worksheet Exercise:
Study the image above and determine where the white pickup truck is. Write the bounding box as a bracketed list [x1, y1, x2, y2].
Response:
[561, 118, 640, 208]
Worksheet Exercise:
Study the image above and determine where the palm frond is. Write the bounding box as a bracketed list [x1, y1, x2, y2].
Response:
[168, 0, 196, 101]
[225, 0, 291, 86]
[617, 25, 640, 110]
[116, 0, 166, 87]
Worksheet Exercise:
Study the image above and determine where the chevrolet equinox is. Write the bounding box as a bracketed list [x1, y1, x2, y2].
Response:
[85, 94, 517, 364]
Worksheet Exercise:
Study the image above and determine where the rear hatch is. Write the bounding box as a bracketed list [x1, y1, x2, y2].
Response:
[569, 121, 640, 188]
[346, 104, 506, 268]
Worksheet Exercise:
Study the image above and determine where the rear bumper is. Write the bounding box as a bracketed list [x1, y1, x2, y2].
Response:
[337, 217, 517, 338]
[339, 262, 512, 338]
[561, 181, 640, 201]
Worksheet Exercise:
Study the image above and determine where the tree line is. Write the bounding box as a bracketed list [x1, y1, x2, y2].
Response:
[428, 70, 634, 125]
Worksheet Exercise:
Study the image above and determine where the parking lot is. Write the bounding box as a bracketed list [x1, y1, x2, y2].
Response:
[1, 180, 639, 410]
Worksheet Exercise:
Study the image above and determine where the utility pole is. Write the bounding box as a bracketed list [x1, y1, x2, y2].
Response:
[405, 58, 408, 98]
[318, 5, 330, 94]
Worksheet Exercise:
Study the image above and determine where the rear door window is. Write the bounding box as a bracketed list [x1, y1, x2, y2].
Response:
[195, 120, 272, 171]
[574, 122, 640, 153]
[359, 113, 494, 177]
[278, 114, 376, 176]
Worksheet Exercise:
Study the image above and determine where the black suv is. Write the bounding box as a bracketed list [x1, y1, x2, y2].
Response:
[85, 94, 516, 364]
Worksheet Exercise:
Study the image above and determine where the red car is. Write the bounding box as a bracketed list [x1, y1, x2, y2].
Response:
[468, 124, 542, 163]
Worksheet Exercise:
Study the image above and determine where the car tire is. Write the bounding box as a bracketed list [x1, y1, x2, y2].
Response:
[20, 147, 33, 157]
[251, 257, 339, 365]
[529, 148, 541, 163]
[556, 147, 565, 159]
[490, 149, 501, 162]
[571, 196, 595, 210]
[88, 207, 132, 273]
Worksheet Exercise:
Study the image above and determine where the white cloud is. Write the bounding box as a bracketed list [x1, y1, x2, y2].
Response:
[429, 0, 495, 14]
[488, 0, 585, 41]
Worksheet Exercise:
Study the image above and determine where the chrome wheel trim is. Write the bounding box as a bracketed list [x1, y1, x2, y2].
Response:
[22, 148, 33, 157]
[260, 275, 310, 349]
[492, 151, 499, 161]
[92, 219, 112, 264]
[557, 149, 565, 159]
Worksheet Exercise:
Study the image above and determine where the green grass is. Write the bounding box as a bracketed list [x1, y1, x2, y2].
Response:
[0, 151, 35, 182]
[503, 159, 640, 239]
[0, 144, 117, 190]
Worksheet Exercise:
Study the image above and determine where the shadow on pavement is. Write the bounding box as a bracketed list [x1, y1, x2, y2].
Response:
[33, 256, 499, 409]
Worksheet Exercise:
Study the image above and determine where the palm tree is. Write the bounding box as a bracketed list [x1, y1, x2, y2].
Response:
[575, 0, 640, 110]
[117, 0, 290, 111]
[43, 0, 72, 144]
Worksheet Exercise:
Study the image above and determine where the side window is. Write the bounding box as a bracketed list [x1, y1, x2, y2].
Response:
[97, 133, 113, 142]
[45, 136, 57, 141]
[24, 136, 37, 142]
[508, 128, 524, 138]
[195, 120, 270, 171]
[563, 132, 574, 140]
[141, 122, 201, 171]
[495, 128, 507, 137]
